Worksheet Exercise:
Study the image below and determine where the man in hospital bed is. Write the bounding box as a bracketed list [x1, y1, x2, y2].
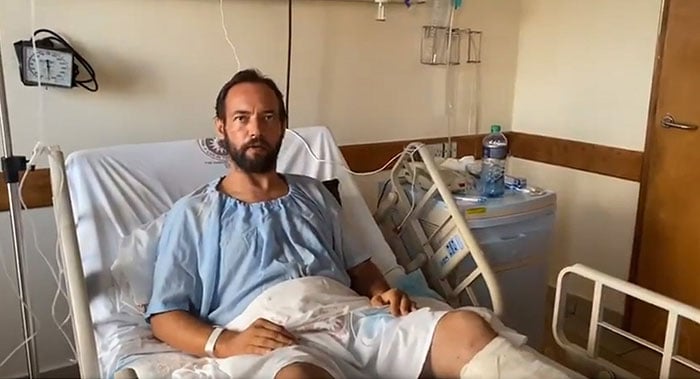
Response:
[145, 69, 570, 379]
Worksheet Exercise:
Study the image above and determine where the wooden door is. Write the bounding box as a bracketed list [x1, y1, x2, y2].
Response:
[629, 0, 700, 366]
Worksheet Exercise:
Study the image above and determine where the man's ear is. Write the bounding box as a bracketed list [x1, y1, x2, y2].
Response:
[215, 118, 225, 139]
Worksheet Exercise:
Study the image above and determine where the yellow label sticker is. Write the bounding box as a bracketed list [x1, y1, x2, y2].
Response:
[466, 207, 487, 215]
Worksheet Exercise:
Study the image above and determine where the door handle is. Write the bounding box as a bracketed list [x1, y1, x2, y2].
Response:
[661, 114, 698, 131]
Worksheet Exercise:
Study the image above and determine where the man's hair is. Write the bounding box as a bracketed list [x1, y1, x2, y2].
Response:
[215, 69, 288, 124]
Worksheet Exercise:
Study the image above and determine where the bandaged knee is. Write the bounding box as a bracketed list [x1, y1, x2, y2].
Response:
[460, 336, 571, 379]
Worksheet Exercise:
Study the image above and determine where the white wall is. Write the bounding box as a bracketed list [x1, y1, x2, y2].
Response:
[0, 0, 521, 376]
[510, 0, 662, 312]
[0, 0, 521, 156]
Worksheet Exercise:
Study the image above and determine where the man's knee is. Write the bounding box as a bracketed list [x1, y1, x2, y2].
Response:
[426, 310, 498, 378]
[275, 362, 334, 379]
[438, 310, 497, 346]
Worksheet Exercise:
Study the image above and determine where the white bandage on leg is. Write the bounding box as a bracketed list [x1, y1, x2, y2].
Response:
[460, 337, 572, 379]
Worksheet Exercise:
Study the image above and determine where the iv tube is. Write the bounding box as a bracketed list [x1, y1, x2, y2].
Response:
[445, 1, 456, 151]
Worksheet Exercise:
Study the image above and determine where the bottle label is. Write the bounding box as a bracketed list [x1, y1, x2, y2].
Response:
[483, 146, 508, 160]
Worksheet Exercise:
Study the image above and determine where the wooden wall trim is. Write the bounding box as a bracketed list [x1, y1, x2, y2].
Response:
[1, 132, 644, 212]
[0, 169, 52, 212]
[340, 132, 643, 182]
[339, 134, 485, 173]
[508, 132, 644, 182]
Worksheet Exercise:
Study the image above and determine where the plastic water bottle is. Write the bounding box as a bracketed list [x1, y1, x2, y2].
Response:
[480, 124, 508, 198]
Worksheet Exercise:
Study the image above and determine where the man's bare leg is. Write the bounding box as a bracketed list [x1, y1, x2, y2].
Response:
[421, 310, 497, 378]
[275, 362, 334, 379]
[420, 310, 572, 379]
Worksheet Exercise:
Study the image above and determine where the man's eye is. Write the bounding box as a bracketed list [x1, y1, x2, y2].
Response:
[233, 115, 248, 122]
[263, 114, 276, 121]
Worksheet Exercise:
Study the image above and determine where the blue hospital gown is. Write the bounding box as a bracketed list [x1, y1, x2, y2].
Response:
[145, 174, 372, 326]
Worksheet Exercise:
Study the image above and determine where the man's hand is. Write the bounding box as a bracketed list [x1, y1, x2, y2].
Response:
[347, 260, 416, 316]
[370, 288, 417, 317]
[215, 318, 298, 357]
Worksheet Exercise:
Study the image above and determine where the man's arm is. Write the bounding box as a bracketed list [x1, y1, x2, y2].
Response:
[150, 311, 233, 357]
[145, 204, 296, 357]
[150, 311, 296, 358]
[330, 185, 414, 316]
[347, 259, 391, 298]
[348, 260, 416, 316]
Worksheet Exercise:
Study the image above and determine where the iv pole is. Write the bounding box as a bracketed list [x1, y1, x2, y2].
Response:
[0, 36, 41, 378]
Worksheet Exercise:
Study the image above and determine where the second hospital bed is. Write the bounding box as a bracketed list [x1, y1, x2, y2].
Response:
[49, 125, 700, 378]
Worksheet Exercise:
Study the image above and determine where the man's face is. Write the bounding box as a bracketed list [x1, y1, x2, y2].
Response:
[216, 82, 285, 174]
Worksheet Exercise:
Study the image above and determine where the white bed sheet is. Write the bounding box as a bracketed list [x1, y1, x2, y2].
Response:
[65, 126, 406, 377]
[113, 296, 584, 379]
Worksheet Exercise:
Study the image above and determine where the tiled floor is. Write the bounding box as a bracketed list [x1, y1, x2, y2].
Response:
[541, 292, 700, 379]
[18, 364, 79, 379]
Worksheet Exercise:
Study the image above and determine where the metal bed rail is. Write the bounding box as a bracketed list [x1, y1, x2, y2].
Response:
[374, 143, 503, 316]
[553, 264, 700, 379]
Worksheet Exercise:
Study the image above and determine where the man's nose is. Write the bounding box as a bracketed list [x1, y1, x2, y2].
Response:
[247, 115, 262, 137]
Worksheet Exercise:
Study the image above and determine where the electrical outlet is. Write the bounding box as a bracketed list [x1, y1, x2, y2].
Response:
[425, 142, 458, 159]
[425, 143, 445, 159]
[445, 141, 457, 158]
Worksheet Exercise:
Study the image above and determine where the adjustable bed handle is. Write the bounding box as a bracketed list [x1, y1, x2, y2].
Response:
[415, 144, 504, 316]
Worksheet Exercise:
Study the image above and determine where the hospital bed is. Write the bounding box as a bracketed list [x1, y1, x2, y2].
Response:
[46, 125, 700, 378]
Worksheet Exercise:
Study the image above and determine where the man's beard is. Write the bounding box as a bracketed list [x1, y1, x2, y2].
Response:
[224, 135, 282, 174]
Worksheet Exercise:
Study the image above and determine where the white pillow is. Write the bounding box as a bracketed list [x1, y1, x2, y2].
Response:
[111, 214, 165, 313]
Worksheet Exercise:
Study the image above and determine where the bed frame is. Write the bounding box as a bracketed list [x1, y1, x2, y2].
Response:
[554, 265, 700, 379]
[48, 147, 100, 378]
[47, 143, 700, 379]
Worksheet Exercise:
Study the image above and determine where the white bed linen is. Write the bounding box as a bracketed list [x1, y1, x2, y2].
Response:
[65, 126, 406, 377]
[114, 292, 583, 379]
